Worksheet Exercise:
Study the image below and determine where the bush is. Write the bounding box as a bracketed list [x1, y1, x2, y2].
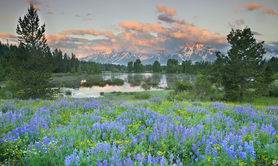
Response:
[192, 74, 215, 100]
[168, 74, 216, 101]
[112, 78, 124, 86]
[267, 84, 278, 97]
[274, 72, 278, 80]
[82, 81, 92, 87]
[174, 80, 193, 94]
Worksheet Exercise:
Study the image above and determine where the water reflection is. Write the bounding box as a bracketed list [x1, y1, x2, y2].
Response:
[60, 73, 195, 98]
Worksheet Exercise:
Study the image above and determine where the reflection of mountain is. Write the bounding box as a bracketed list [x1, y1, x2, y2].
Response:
[81, 44, 218, 65]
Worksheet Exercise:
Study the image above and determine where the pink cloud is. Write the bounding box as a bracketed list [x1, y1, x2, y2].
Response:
[60, 29, 114, 38]
[243, 3, 263, 11]
[156, 5, 177, 23]
[229, 19, 245, 29]
[0, 33, 16, 39]
[263, 8, 277, 15]
[26, 0, 41, 5]
[41, 6, 226, 58]
[156, 5, 176, 16]
[47, 11, 54, 15]
[242, 3, 277, 15]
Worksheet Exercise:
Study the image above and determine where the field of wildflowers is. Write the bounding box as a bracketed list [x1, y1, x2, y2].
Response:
[0, 97, 277, 166]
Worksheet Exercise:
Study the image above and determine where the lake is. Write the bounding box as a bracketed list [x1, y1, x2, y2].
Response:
[55, 73, 195, 98]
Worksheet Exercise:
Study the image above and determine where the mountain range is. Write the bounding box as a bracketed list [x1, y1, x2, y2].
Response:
[80, 44, 278, 65]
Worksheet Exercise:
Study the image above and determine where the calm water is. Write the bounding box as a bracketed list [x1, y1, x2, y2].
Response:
[60, 73, 195, 98]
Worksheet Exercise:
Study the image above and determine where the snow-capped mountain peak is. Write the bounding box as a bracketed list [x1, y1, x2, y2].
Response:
[80, 44, 219, 65]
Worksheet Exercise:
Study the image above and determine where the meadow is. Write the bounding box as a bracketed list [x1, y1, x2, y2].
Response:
[0, 98, 278, 166]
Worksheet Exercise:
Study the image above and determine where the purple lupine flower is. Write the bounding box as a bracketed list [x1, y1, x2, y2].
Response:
[36, 141, 41, 150]
[103, 160, 108, 166]
[170, 153, 174, 164]
[212, 147, 217, 157]
[160, 157, 167, 166]
[136, 133, 145, 139]
[147, 154, 152, 164]
[192, 144, 197, 152]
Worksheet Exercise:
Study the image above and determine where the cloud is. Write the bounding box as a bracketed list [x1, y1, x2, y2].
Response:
[42, 5, 227, 58]
[47, 11, 54, 15]
[229, 19, 245, 28]
[262, 8, 277, 15]
[0, 33, 16, 39]
[156, 5, 177, 23]
[60, 29, 114, 38]
[269, 41, 278, 46]
[242, 3, 277, 15]
[243, 3, 263, 11]
[0, 33, 17, 44]
[252, 31, 262, 36]
[156, 5, 176, 16]
[26, 0, 41, 5]
[75, 13, 93, 21]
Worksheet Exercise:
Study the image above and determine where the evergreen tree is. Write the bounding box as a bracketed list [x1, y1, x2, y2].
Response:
[8, 3, 55, 99]
[152, 60, 161, 72]
[216, 28, 266, 101]
[16, 3, 48, 52]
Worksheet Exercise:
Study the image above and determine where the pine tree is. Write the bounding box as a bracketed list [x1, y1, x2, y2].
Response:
[216, 28, 266, 101]
[8, 3, 55, 99]
[16, 3, 48, 51]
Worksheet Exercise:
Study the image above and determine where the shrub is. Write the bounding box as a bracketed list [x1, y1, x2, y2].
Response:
[267, 84, 278, 97]
[174, 80, 193, 94]
[112, 78, 124, 86]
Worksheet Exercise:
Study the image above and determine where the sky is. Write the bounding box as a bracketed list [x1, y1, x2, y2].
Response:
[0, 0, 278, 58]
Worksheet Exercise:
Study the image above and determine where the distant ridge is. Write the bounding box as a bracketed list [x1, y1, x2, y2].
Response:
[80, 44, 278, 65]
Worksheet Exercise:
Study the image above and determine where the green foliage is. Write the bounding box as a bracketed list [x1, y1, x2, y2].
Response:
[193, 74, 215, 100]
[174, 80, 193, 94]
[268, 57, 278, 73]
[134, 59, 144, 73]
[216, 27, 266, 101]
[168, 74, 216, 101]
[16, 4, 48, 51]
[6, 4, 57, 99]
[127, 61, 133, 73]
[152, 60, 161, 72]
[166, 58, 179, 73]
[267, 84, 278, 97]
